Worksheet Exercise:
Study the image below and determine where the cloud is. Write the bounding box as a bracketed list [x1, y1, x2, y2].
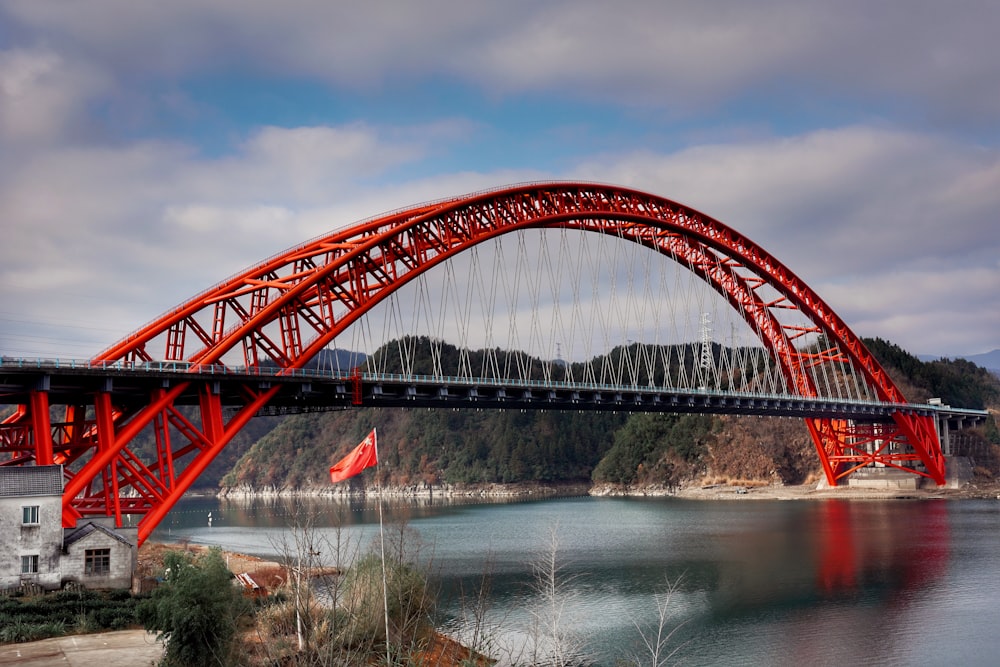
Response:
[572, 126, 1000, 354]
[0, 47, 111, 145]
[2, 113, 996, 360]
[0, 1, 996, 361]
[825, 266, 1000, 354]
[177, 125, 430, 206]
[3, 120, 997, 359]
[0, 121, 487, 358]
[576, 126, 1000, 272]
[4, 1, 998, 127]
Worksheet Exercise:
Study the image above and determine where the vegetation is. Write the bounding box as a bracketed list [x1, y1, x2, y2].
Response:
[524, 526, 587, 665]
[864, 337, 1000, 409]
[249, 552, 438, 665]
[137, 548, 253, 667]
[246, 511, 451, 666]
[591, 413, 714, 487]
[627, 575, 691, 667]
[0, 588, 142, 644]
[223, 406, 624, 490]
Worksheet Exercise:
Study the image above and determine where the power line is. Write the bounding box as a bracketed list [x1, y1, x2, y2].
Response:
[0, 312, 125, 334]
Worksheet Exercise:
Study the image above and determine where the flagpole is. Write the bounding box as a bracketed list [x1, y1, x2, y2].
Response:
[375, 427, 391, 665]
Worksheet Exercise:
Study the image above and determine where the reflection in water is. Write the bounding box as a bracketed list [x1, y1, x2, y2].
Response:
[158, 493, 529, 534]
[704, 500, 950, 613]
[818, 499, 857, 594]
[699, 499, 952, 667]
[817, 499, 950, 601]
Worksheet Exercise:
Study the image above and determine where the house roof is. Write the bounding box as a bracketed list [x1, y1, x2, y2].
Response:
[64, 522, 134, 548]
[0, 465, 63, 498]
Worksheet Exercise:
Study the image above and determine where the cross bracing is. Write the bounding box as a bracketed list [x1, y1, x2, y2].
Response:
[1, 182, 971, 543]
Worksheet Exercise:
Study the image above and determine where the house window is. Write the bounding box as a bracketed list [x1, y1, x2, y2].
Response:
[85, 548, 111, 576]
[21, 555, 39, 574]
[22, 505, 40, 525]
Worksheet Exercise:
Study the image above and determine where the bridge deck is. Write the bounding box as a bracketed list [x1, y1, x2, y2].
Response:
[0, 359, 988, 425]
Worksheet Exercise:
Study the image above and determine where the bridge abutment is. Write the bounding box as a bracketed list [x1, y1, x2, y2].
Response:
[837, 455, 973, 491]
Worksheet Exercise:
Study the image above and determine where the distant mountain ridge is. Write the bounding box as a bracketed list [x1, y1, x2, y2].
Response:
[918, 349, 1000, 373]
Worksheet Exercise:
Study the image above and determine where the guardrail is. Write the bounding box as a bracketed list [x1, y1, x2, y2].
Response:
[1, 355, 948, 415]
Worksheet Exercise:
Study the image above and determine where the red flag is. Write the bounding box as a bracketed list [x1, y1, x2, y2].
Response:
[329, 428, 378, 484]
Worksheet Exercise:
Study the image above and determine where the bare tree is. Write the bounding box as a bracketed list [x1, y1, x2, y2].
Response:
[449, 551, 519, 666]
[625, 574, 691, 667]
[525, 524, 590, 667]
[265, 503, 371, 666]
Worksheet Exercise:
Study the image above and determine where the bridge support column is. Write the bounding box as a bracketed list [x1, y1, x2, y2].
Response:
[807, 416, 946, 487]
[29, 389, 53, 466]
[136, 382, 281, 544]
[938, 415, 951, 456]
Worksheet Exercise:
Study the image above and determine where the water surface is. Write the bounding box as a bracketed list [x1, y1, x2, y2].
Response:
[152, 495, 1000, 666]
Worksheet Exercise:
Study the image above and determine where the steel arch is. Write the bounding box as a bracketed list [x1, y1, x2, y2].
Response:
[95, 184, 905, 399]
[11, 182, 944, 542]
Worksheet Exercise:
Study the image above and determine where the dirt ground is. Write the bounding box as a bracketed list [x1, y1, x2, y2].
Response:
[139, 540, 280, 576]
[669, 478, 1000, 501]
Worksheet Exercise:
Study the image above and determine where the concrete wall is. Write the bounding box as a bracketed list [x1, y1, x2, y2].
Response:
[62, 529, 136, 591]
[0, 495, 64, 590]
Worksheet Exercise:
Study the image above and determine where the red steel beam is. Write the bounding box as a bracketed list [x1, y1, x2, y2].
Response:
[9, 182, 937, 544]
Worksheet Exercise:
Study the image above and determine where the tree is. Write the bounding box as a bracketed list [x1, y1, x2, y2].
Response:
[138, 548, 252, 667]
[626, 575, 690, 667]
[524, 524, 589, 666]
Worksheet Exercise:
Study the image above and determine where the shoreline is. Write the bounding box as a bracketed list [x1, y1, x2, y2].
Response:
[209, 477, 1000, 504]
[218, 480, 592, 500]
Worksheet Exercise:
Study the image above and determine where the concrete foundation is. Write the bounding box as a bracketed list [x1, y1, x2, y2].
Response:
[846, 468, 922, 490]
[841, 456, 974, 491]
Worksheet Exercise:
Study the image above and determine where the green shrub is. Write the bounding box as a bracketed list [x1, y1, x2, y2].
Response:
[0, 589, 146, 645]
[137, 548, 252, 667]
[0, 619, 65, 643]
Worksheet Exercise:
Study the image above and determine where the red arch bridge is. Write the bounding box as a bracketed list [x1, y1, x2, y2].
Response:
[0, 182, 988, 544]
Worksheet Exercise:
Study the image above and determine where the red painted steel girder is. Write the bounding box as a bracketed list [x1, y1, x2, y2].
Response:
[30, 182, 941, 542]
[94, 183, 942, 469]
[93, 184, 908, 405]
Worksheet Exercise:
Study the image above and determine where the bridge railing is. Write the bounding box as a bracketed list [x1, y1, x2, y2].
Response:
[0, 355, 941, 414]
[4, 357, 991, 422]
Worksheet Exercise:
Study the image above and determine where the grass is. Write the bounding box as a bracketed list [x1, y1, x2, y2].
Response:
[699, 475, 773, 488]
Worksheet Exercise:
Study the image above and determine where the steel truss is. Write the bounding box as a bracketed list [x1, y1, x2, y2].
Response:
[2, 183, 946, 544]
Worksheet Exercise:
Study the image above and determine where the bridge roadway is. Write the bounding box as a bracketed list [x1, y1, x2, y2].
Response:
[0, 358, 988, 427]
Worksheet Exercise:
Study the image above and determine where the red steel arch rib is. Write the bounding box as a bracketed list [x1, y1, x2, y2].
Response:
[19, 182, 942, 543]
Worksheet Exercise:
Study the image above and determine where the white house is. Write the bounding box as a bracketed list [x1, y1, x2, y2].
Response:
[0, 465, 65, 590]
[0, 465, 137, 592]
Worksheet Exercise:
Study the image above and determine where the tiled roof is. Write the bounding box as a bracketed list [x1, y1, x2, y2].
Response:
[0, 465, 63, 497]
[64, 522, 134, 548]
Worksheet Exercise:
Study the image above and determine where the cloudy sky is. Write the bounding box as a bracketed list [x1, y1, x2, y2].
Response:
[1, 0, 997, 361]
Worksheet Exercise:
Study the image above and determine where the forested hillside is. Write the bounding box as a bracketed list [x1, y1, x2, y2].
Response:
[221, 408, 624, 490]
[864, 337, 1000, 409]
[202, 337, 1000, 493]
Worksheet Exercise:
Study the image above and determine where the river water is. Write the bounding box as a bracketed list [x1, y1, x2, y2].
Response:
[151, 494, 1000, 666]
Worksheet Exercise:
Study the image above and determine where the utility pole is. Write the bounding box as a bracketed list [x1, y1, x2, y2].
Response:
[700, 312, 713, 389]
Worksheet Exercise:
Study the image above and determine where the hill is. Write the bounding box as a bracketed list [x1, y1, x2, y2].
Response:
[221, 406, 625, 491]
[207, 337, 1000, 494]
[918, 349, 1000, 376]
